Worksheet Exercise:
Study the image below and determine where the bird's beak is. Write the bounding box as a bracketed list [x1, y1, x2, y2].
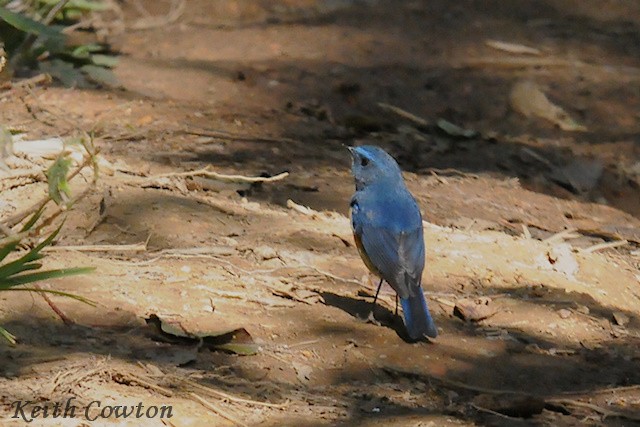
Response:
[346, 146, 355, 157]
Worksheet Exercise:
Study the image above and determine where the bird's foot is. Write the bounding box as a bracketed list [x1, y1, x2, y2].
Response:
[358, 311, 381, 326]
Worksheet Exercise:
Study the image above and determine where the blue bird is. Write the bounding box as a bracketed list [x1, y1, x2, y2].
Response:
[348, 145, 438, 340]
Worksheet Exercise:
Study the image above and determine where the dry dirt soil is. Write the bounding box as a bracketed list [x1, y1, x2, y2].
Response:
[1, 1, 640, 426]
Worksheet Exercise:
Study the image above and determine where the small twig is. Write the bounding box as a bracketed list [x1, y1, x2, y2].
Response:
[377, 102, 429, 127]
[42, 242, 148, 253]
[51, 365, 105, 394]
[0, 168, 46, 182]
[264, 351, 291, 365]
[0, 74, 52, 93]
[547, 398, 640, 421]
[34, 285, 74, 325]
[427, 168, 480, 179]
[150, 167, 289, 184]
[520, 147, 554, 169]
[183, 127, 299, 144]
[286, 199, 318, 216]
[181, 378, 288, 409]
[113, 372, 173, 397]
[43, 0, 73, 24]
[85, 196, 108, 237]
[61, 18, 97, 34]
[2, 153, 95, 228]
[581, 240, 628, 254]
[161, 419, 178, 427]
[429, 170, 448, 185]
[189, 393, 248, 427]
[471, 404, 521, 420]
[300, 263, 361, 285]
[562, 384, 640, 396]
[0, 230, 30, 249]
[543, 228, 580, 244]
[522, 224, 531, 239]
[288, 339, 320, 348]
[433, 297, 456, 307]
[153, 246, 235, 257]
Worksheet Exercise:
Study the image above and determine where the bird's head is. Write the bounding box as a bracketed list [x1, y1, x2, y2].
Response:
[348, 145, 404, 189]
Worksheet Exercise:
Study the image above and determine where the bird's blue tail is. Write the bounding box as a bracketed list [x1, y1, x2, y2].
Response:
[401, 290, 438, 339]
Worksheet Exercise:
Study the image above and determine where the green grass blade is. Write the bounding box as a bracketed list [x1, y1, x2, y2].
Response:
[0, 262, 42, 281]
[0, 266, 95, 288]
[0, 207, 46, 262]
[5, 223, 65, 272]
[0, 326, 17, 345]
[38, 0, 110, 12]
[0, 7, 63, 39]
[20, 208, 45, 232]
[0, 234, 23, 262]
[27, 225, 62, 257]
[8, 286, 96, 306]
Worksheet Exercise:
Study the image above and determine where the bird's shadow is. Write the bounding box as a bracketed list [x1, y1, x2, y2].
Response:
[320, 291, 420, 343]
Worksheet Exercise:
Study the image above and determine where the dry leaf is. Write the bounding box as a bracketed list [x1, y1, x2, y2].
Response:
[453, 297, 498, 321]
[510, 81, 586, 132]
[292, 361, 313, 383]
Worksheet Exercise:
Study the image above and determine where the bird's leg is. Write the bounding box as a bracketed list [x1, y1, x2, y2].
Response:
[364, 278, 383, 325]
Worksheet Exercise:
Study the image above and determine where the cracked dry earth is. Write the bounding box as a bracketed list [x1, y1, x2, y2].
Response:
[1, 0, 640, 426]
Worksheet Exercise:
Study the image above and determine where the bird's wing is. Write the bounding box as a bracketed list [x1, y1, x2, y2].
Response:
[359, 224, 425, 299]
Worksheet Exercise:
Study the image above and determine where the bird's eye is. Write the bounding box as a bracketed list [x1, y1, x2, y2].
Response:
[360, 157, 369, 167]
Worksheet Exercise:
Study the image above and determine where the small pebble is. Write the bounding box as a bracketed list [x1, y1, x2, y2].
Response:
[558, 309, 572, 319]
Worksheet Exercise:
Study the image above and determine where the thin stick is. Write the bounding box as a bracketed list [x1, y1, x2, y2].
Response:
[0, 168, 45, 181]
[286, 199, 317, 216]
[0, 230, 31, 250]
[189, 393, 248, 427]
[113, 372, 173, 397]
[301, 264, 362, 285]
[150, 167, 289, 184]
[471, 404, 521, 420]
[427, 168, 480, 179]
[581, 240, 628, 254]
[183, 379, 288, 409]
[2, 154, 95, 228]
[543, 228, 579, 244]
[34, 285, 74, 325]
[561, 384, 640, 396]
[377, 103, 429, 127]
[161, 419, 178, 427]
[183, 128, 299, 144]
[520, 147, 554, 169]
[429, 170, 448, 185]
[0, 74, 51, 92]
[288, 339, 320, 349]
[43, 0, 72, 24]
[42, 242, 147, 253]
[547, 398, 640, 421]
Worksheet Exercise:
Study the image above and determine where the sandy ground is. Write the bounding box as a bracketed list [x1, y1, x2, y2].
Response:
[1, 1, 640, 425]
